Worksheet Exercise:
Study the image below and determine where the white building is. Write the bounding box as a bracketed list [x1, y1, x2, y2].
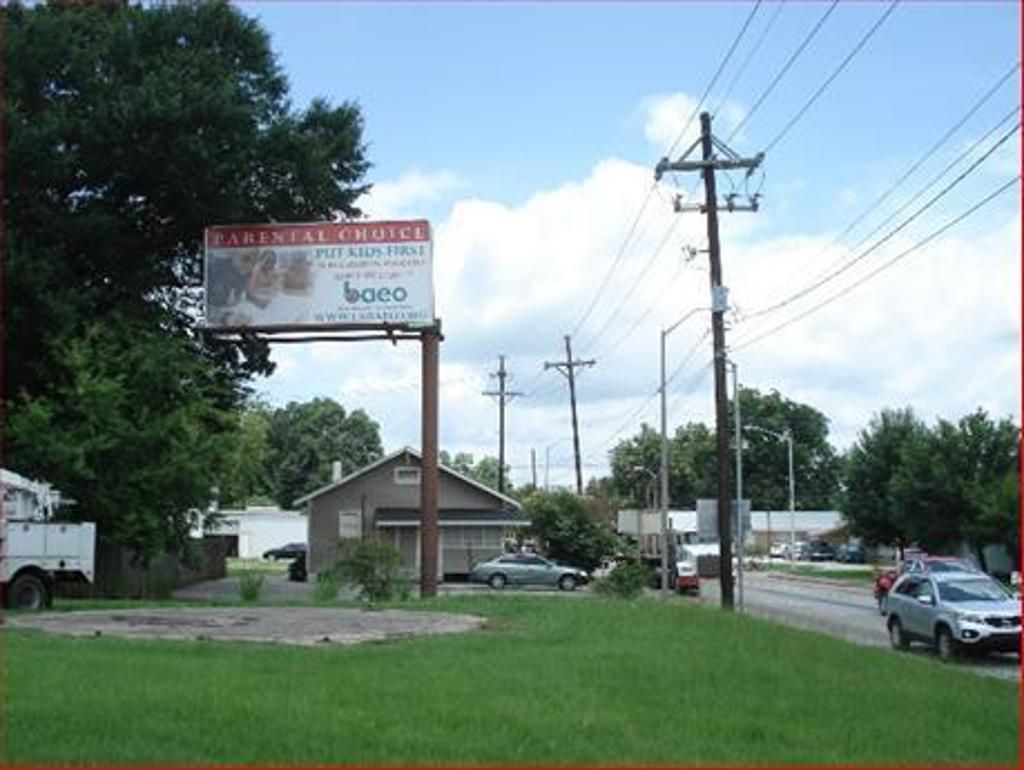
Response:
[209, 506, 307, 559]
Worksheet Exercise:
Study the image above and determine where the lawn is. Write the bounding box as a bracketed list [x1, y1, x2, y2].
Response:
[2, 595, 1018, 766]
[760, 563, 877, 583]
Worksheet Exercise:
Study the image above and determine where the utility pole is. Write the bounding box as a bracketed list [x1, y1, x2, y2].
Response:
[544, 336, 595, 495]
[482, 355, 522, 494]
[655, 112, 762, 610]
[530, 448, 537, 489]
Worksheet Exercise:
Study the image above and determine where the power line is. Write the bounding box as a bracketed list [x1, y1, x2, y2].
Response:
[711, 0, 787, 122]
[725, 0, 839, 144]
[579, 216, 682, 354]
[570, 185, 659, 338]
[827, 103, 1020, 275]
[753, 66, 1020, 307]
[736, 118, 1019, 323]
[734, 175, 1019, 352]
[664, 0, 764, 159]
[763, 0, 901, 154]
[595, 261, 690, 360]
[595, 329, 711, 450]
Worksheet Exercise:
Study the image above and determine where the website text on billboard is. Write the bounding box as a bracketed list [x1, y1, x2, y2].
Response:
[203, 220, 434, 331]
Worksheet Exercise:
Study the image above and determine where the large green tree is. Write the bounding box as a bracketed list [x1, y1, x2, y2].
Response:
[523, 490, 620, 572]
[891, 410, 1019, 566]
[736, 387, 841, 510]
[266, 398, 383, 508]
[216, 401, 274, 509]
[842, 408, 929, 552]
[843, 407, 1019, 566]
[5, 322, 237, 561]
[4, 1, 371, 556]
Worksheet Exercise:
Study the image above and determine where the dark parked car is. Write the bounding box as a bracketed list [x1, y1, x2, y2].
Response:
[263, 542, 307, 561]
[807, 541, 836, 561]
[836, 542, 866, 563]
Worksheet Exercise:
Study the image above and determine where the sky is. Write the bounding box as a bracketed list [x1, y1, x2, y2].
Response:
[240, 1, 1021, 490]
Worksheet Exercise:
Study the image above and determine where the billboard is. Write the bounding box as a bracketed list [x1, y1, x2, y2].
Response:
[203, 220, 433, 330]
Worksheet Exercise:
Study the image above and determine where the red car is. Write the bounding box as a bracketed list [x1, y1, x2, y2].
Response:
[873, 554, 978, 613]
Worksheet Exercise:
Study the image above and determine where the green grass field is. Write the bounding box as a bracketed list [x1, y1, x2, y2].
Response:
[2, 595, 1018, 766]
[760, 563, 877, 583]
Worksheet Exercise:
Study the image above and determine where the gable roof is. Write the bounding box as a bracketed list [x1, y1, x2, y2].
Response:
[293, 447, 523, 510]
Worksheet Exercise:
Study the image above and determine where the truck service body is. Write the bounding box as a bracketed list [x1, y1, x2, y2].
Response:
[1, 469, 96, 608]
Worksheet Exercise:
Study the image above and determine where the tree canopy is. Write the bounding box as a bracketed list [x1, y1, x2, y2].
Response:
[842, 407, 1019, 568]
[3, 0, 371, 558]
[606, 388, 840, 510]
[523, 490, 620, 572]
[266, 398, 383, 508]
[440, 451, 509, 493]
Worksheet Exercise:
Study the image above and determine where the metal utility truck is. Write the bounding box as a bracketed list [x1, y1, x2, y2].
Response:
[1, 469, 95, 609]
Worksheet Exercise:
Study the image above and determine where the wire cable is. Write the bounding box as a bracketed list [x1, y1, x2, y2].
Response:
[734, 175, 1020, 352]
[579, 216, 682, 354]
[763, 0, 901, 154]
[753, 66, 1020, 306]
[737, 118, 1019, 322]
[664, 1, 764, 160]
[725, 0, 839, 144]
[711, 0, 787, 122]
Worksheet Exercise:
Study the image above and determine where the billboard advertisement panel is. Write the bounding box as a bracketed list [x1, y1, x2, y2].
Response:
[203, 220, 433, 330]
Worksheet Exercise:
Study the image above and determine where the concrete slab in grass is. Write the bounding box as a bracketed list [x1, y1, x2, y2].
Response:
[5, 607, 485, 646]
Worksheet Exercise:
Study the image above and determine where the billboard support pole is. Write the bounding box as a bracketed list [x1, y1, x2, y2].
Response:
[419, 324, 441, 598]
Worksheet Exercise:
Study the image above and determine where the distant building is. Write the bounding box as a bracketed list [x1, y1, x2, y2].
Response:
[208, 507, 306, 559]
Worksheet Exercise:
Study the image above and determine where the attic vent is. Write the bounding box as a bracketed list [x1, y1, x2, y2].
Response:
[394, 467, 421, 486]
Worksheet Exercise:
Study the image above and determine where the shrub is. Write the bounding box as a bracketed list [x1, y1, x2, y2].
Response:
[314, 569, 341, 602]
[336, 537, 408, 602]
[238, 569, 264, 602]
[592, 560, 647, 599]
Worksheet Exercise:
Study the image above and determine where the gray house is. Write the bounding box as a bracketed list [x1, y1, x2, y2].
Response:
[295, 447, 525, 578]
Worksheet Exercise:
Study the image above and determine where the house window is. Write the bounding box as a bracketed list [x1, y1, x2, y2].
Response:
[394, 466, 421, 486]
[339, 510, 361, 539]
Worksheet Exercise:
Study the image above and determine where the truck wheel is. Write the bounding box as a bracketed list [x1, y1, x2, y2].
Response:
[8, 574, 50, 610]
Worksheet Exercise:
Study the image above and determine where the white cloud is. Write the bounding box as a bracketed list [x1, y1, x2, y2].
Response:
[358, 168, 464, 219]
[641, 92, 747, 158]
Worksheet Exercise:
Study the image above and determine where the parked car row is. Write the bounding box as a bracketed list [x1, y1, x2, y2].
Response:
[770, 539, 855, 562]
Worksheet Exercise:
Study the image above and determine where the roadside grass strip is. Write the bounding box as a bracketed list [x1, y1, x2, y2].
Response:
[2, 595, 1017, 766]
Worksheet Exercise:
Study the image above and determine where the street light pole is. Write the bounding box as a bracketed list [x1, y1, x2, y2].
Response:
[659, 307, 707, 598]
[744, 423, 797, 571]
[786, 428, 795, 571]
[730, 359, 743, 612]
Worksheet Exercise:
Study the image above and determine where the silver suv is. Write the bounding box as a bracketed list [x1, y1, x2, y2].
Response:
[883, 570, 1021, 661]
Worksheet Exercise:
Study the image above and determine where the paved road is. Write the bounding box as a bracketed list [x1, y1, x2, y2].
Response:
[698, 570, 1020, 681]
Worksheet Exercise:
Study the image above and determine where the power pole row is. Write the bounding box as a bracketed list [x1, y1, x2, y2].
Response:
[544, 335, 594, 495]
[482, 354, 522, 494]
[655, 111, 762, 610]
